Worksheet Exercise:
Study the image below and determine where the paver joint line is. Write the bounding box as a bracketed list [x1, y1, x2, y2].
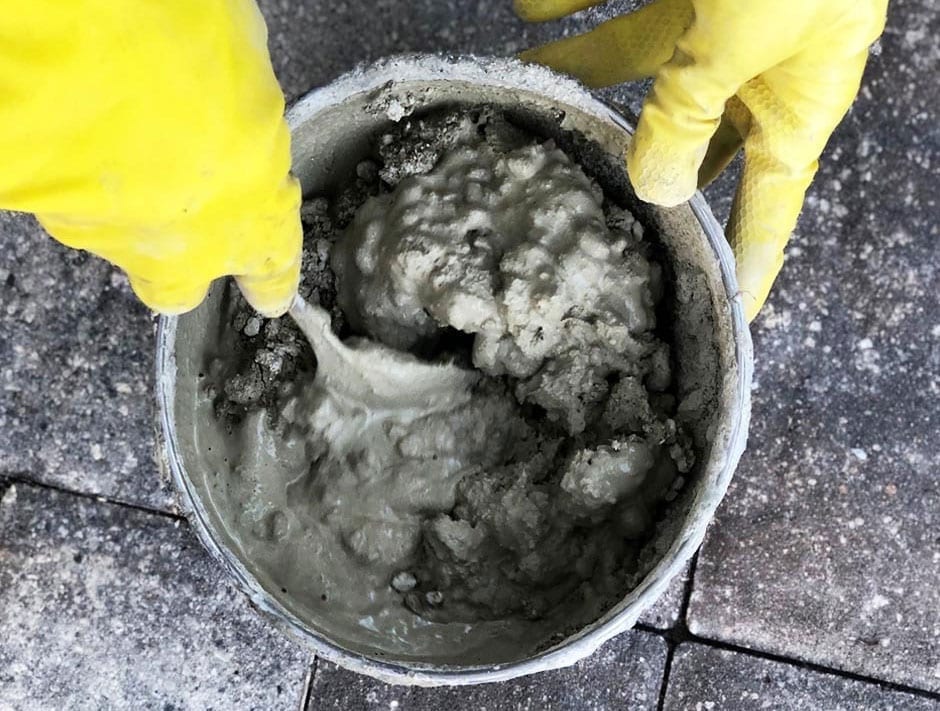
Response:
[1, 472, 182, 523]
[655, 642, 676, 711]
[299, 661, 317, 711]
[655, 550, 699, 711]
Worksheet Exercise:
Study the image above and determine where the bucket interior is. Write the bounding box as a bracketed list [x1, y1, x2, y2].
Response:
[161, 57, 748, 681]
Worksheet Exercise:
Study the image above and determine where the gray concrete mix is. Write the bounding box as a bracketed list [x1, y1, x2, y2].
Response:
[1, 0, 939, 707]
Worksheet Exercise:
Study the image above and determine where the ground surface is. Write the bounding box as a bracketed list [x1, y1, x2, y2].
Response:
[1, 0, 938, 709]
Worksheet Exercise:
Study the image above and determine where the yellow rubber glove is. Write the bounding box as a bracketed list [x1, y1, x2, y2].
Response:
[0, 0, 301, 316]
[517, 0, 888, 321]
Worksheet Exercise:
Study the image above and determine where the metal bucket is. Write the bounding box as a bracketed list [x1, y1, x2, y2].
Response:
[155, 55, 752, 686]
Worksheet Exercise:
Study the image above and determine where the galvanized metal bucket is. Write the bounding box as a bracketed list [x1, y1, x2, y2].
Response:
[155, 55, 752, 686]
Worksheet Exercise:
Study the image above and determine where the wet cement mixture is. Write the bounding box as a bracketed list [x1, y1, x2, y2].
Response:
[201, 107, 695, 662]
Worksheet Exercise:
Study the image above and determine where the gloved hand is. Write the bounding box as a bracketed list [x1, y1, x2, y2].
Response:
[516, 0, 888, 321]
[0, 0, 301, 316]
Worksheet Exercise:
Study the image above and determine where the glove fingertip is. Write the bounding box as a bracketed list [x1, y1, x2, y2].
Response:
[733, 239, 786, 324]
[626, 141, 696, 207]
[513, 0, 602, 22]
[741, 293, 762, 324]
[518, 46, 542, 63]
[513, 0, 559, 22]
[128, 275, 212, 315]
[235, 262, 300, 319]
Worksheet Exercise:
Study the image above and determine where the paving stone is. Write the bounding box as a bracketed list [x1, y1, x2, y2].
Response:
[0, 213, 173, 512]
[664, 643, 940, 711]
[687, 0, 940, 694]
[0, 482, 310, 710]
[638, 561, 689, 631]
[307, 630, 667, 710]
